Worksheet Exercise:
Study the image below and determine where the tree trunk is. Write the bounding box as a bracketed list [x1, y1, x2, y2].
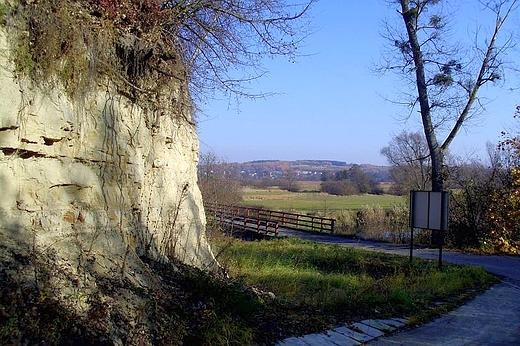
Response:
[400, 0, 446, 192]
[431, 147, 445, 192]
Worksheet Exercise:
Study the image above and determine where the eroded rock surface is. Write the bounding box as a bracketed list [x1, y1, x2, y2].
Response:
[0, 26, 216, 287]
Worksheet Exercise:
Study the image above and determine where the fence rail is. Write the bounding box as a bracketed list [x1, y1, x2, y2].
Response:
[220, 216, 279, 237]
[206, 204, 335, 234]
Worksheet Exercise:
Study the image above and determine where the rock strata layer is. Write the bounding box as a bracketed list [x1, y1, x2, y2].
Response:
[0, 26, 216, 290]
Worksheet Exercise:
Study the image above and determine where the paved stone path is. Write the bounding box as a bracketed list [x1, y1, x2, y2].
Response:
[276, 318, 408, 345]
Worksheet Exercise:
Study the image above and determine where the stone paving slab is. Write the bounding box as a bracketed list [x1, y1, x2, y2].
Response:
[377, 318, 407, 330]
[351, 322, 385, 338]
[359, 319, 396, 332]
[297, 333, 332, 345]
[333, 325, 376, 343]
[390, 317, 408, 324]
[276, 336, 311, 345]
[325, 330, 361, 345]
[276, 318, 408, 345]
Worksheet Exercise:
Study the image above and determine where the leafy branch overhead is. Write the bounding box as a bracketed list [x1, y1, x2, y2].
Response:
[4, 0, 314, 105]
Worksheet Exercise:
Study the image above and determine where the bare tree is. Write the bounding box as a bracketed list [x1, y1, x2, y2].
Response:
[279, 167, 300, 192]
[198, 152, 243, 206]
[82, 0, 315, 103]
[381, 130, 431, 193]
[380, 0, 518, 191]
[162, 0, 316, 100]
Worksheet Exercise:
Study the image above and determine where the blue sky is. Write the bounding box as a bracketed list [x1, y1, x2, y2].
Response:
[196, 1, 519, 166]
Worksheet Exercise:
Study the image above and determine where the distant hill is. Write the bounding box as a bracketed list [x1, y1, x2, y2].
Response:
[230, 160, 392, 182]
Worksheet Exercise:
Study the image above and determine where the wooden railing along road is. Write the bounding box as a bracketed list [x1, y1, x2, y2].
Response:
[205, 204, 335, 236]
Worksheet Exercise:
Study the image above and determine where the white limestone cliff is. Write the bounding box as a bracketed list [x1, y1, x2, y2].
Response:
[0, 24, 217, 291]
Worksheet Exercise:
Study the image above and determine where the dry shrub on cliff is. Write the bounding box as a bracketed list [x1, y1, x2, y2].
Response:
[4, 0, 187, 119]
[3, 0, 314, 110]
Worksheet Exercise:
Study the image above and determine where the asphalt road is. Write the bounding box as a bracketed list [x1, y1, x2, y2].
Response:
[278, 228, 520, 345]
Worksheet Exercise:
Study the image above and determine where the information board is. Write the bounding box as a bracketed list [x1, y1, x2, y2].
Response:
[410, 191, 449, 231]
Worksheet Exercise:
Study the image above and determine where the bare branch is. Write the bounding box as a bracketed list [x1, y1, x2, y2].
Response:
[380, 0, 517, 191]
[441, 0, 519, 151]
[161, 0, 316, 100]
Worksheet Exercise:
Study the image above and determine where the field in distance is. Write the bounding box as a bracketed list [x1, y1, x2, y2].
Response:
[241, 182, 405, 213]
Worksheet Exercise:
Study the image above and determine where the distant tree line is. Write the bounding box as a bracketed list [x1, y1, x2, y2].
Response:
[320, 164, 384, 195]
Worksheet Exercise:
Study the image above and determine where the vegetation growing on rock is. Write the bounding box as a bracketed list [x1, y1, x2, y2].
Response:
[4, 0, 187, 118]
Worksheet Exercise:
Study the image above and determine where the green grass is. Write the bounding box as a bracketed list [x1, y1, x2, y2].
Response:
[241, 186, 405, 213]
[214, 237, 499, 327]
[0, 4, 10, 25]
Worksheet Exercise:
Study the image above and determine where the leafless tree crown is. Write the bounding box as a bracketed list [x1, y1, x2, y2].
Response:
[379, 0, 518, 191]
[163, 0, 316, 100]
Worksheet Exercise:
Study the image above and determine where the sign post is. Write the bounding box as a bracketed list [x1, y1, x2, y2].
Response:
[410, 191, 449, 268]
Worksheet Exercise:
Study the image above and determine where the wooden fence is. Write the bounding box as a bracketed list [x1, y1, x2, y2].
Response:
[206, 204, 335, 234]
[206, 204, 279, 238]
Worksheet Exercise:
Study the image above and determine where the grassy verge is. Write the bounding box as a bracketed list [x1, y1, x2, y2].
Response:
[212, 236, 499, 340]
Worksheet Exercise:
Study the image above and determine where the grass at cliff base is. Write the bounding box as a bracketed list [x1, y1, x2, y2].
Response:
[0, 234, 499, 345]
[212, 236, 499, 340]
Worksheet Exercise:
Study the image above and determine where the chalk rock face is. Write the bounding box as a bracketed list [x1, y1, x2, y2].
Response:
[0, 28, 217, 274]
